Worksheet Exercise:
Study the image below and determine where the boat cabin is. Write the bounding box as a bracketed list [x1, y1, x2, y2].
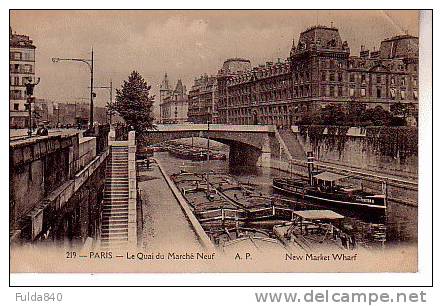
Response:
[286, 210, 356, 250]
[292, 209, 345, 235]
[313, 171, 349, 192]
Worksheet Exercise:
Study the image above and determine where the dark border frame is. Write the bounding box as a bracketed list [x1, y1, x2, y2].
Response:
[8, 8, 433, 288]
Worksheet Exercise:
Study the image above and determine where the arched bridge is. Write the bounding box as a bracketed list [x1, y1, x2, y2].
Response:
[144, 124, 284, 168]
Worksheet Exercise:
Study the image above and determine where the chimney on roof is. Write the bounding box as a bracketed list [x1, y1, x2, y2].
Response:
[360, 45, 369, 59]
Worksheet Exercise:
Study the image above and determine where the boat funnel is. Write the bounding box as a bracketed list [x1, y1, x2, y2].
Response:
[307, 151, 315, 186]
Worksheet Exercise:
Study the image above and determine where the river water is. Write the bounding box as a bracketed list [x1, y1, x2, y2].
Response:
[154, 141, 417, 246]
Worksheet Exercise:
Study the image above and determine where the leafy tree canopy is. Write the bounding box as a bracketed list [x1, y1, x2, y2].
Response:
[110, 71, 155, 138]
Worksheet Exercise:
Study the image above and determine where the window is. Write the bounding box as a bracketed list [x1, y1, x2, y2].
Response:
[390, 88, 396, 99]
[330, 86, 335, 97]
[338, 73, 343, 82]
[25, 104, 30, 111]
[400, 90, 406, 100]
[10, 90, 22, 100]
[376, 88, 382, 98]
[330, 73, 335, 82]
[321, 72, 326, 81]
[13, 103, 19, 110]
[349, 73, 355, 82]
[22, 51, 34, 61]
[360, 88, 366, 97]
[23, 64, 32, 73]
[11, 52, 21, 60]
[401, 77, 406, 86]
[413, 78, 417, 87]
[361, 74, 366, 84]
[413, 90, 418, 99]
[321, 86, 326, 96]
[376, 75, 382, 83]
[14, 77, 19, 86]
[338, 86, 342, 97]
[22, 77, 30, 85]
[349, 88, 355, 97]
[390, 77, 395, 85]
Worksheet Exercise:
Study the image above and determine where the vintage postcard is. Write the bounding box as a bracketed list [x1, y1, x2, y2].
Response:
[9, 10, 425, 275]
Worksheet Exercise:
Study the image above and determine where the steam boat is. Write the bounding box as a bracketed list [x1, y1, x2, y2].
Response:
[272, 153, 387, 213]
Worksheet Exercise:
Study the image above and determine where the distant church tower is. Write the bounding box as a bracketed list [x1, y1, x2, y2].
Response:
[159, 72, 172, 104]
[174, 79, 185, 99]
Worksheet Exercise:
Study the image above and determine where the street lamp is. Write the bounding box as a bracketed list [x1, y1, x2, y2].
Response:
[89, 80, 113, 125]
[51, 47, 94, 129]
[25, 77, 40, 137]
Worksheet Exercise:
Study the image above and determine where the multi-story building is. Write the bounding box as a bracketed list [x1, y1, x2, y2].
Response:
[33, 98, 54, 123]
[345, 35, 419, 122]
[200, 25, 419, 127]
[159, 74, 189, 124]
[217, 58, 292, 125]
[9, 27, 36, 128]
[217, 58, 252, 124]
[288, 25, 351, 123]
[187, 74, 218, 123]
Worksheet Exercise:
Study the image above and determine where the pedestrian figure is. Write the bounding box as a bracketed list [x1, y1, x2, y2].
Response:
[36, 123, 48, 136]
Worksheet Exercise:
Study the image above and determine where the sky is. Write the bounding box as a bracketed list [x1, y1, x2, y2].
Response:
[10, 10, 419, 117]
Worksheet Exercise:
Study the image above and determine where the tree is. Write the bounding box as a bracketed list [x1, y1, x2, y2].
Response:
[320, 105, 346, 126]
[346, 102, 367, 126]
[110, 71, 155, 138]
[360, 106, 391, 126]
[390, 102, 408, 119]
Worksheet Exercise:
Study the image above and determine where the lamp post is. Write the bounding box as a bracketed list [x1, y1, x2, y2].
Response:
[52, 47, 94, 129]
[89, 80, 113, 124]
[25, 77, 40, 137]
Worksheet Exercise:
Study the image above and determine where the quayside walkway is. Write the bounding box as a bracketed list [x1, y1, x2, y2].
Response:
[137, 159, 204, 251]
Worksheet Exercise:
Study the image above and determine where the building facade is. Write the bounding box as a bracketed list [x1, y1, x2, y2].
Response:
[187, 74, 218, 123]
[32, 99, 108, 127]
[9, 28, 36, 128]
[217, 58, 292, 125]
[194, 26, 419, 127]
[159, 74, 189, 124]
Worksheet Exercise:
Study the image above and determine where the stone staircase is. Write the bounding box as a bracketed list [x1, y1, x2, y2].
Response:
[277, 129, 306, 160]
[101, 145, 130, 248]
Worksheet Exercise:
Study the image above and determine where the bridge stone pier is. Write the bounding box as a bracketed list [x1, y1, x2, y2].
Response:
[144, 124, 280, 169]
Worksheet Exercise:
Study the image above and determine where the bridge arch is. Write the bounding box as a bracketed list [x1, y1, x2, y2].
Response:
[143, 124, 277, 168]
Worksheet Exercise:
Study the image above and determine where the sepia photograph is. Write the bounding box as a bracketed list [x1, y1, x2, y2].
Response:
[9, 9, 425, 276]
